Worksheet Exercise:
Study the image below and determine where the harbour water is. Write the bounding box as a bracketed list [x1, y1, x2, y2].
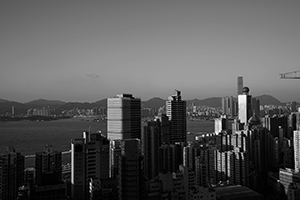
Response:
[0, 118, 214, 167]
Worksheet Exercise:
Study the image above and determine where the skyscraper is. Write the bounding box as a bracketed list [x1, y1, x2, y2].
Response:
[34, 145, 67, 200]
[35, 145, 62, 186]
[222, 96, 236, 117]
[109, 140, 121, 178]
[107, 94, 141, 140]
[0, 147, 24, 200]
[118, 139, 144, 200]
[238, 87, 252, 124]
[237, 76, 243, 95]
[166, 90, 187, 144]
[291, 101, 297, 112]
[71, 132, 110, 200]
[155, 114, 170, 144]
[142, 120, 160, 180]
[71, 138, 86, 200]
[294, 130, 300, 172]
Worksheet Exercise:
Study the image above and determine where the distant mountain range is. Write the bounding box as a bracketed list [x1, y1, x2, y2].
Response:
[0, 94, 291, 115]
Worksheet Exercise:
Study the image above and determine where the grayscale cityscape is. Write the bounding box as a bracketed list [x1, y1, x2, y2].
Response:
[1, 1, 300, 200]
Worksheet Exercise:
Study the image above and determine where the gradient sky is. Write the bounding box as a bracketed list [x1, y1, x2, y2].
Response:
[1, 1, 300, 103]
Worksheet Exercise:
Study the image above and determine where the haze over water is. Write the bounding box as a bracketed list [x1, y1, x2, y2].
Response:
[0, 119, 213, 156]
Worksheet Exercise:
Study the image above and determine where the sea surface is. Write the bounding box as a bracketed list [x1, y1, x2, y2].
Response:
[0, 118, 214, 167]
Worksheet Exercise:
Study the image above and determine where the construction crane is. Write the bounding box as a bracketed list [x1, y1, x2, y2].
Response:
[280, 70, 300, 79]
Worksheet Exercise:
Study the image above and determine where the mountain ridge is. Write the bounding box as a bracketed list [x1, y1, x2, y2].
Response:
[0, 95, 292, 115]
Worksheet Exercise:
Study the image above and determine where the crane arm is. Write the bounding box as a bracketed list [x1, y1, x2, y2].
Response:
[280, 70, 300, 79]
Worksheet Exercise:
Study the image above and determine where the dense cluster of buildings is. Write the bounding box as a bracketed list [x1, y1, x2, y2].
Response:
[1, 77, 300, 200]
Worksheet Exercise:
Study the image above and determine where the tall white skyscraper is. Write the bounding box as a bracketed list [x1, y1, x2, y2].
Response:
[238, 87, 252, 124]
[107, 94, 141, 140]
[294, 130, 300, 172]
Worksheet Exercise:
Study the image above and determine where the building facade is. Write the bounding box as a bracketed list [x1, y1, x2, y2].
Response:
[107, 94, 141, 140]
[166, 90, 187, 144]
[0, 147, 24, 200]
[238, 87, 252, 124]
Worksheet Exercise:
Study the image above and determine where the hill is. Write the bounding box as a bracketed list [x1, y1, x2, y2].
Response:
[26, 99, 66, 107]
[0, 101, 32, 115]
[0, 94, 288, 115]
[142, 97, 166, 109]
[0, 99, 9, 103]
[187, 97, 222, 107]
[254, 94, 283, 106]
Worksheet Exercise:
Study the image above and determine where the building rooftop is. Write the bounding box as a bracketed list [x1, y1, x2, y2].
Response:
[214, 185, 262, 200]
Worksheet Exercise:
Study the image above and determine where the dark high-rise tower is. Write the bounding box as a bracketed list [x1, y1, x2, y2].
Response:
[237, 76, 243, 96]
[142, 120, 160, 179]
[35, 145, 62, 186]
[118, 139, 144, 200]
[71, 132, 110, 200]
[0, 147, 24, 200]
[166, 90, 187, 144]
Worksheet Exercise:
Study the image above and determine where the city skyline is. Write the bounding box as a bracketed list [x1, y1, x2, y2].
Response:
[1, 1, 300, 103]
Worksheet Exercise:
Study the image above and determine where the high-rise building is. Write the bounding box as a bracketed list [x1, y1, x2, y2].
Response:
[251, 97, 260, 117]
[0, 147, 24, 200]
[159, 143, 183, 173]
[35, 145, 62, 186]
[294, 130, 300, 172]
[166, 90, 187, 144]
[109, 140, 122, 178]
[214, 116, 234, 134]
[291, 101, 297, 112]
[222, 96, 236, 117]
[71, 138, 86, 200]
[142, 120, 160, 180]
[238, 87, 252, 124]
[71, 132, 110, 200]
[155, 114, 170, 144]
[107, 94, 141, 140]
[118, 139, 144, 200]
[279, 168, 300, 197]
[237, 76, 243, 95]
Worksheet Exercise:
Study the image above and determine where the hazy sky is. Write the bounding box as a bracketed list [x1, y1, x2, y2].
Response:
[1, 1, 300, 103]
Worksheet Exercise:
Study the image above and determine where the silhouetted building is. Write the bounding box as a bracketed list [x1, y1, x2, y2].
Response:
[71, 138, 86, 200]
[118, 139, 144, 200]
[237, 76, 244, 95]
[71, 132, 110, 200]
[0, 147, 24, 200]
[107, 94, 141, 140]
[142, 121, 160, 180]
[35, 145, 62, 186]
[291, 101, 297, 112]
[34, 145, 67, 200]
[155, 114, 171, 144]
[109, 140, 121, 178]
[159, 143, 183, 173]
[262, 115, 288, 138]
[89, 178, 118, 200]
[215, 185, 262, 200]
[251, 98, 260, 118]
[166, 90, 187, 144]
